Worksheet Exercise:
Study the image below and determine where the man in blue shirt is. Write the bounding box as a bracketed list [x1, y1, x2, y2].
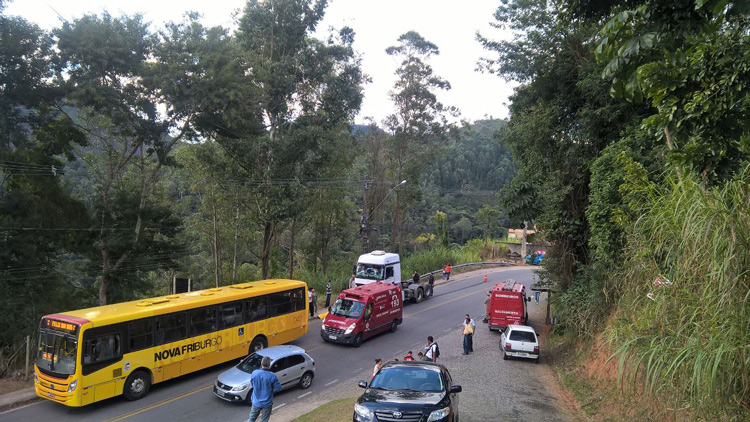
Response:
[249, 356, 282, 422]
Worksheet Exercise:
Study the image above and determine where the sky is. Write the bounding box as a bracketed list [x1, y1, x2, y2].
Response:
[5, 0, 514, 125]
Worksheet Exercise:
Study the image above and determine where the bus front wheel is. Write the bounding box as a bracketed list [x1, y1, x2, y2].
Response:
[250, 336, 267, 354]
[124, 370, 151, 401]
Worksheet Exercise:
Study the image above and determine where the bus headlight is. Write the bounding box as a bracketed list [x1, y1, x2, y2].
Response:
[33, 373, 38, 384]
[67, 380, 77, 393]
[344, 323, 357, 335]
[231, 384, 250, 392]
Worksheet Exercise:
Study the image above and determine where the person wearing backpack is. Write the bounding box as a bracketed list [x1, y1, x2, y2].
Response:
[423, 336, 439, 362]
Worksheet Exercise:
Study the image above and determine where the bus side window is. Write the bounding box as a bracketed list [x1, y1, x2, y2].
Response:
[156, 313, 187, 344]
[220, 302, 243, 329]
[189, 307, 217, 337]
[84, 333, 121, 364]
[246, 297, 268, 322]
[128, 319, 154, 351]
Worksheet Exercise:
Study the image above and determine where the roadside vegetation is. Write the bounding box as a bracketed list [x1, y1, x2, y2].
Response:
[480, 0, 750, 420]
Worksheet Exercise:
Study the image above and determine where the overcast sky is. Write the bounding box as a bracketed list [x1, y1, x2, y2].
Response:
[5, 0, 514, 125]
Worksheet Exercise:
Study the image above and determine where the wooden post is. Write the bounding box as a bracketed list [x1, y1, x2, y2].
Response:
[25, 335, 30, 379]
[545, 292, 551, 326]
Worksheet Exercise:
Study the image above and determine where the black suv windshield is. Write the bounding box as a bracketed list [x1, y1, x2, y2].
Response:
[237, 354, 263, 374]
[370, 366, 444, 392]
[36, 331, 77, 375]
[330, 299, 365, 318]
[356, 263, 384, 280]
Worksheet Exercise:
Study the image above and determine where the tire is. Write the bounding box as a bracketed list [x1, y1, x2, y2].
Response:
[389, 320, 398, 333]
[414, 288, 424, 303]
[299, 371, 314, 389]
[249, 336, 267, 354]
[123, 370, 151, 401]
[353, 334, 363, 348]
[245, 391, 253, 405]
[502, 351, 509, 360]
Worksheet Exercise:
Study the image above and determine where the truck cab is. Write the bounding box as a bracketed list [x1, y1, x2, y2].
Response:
[321, 282, 403, 347]
[354, 251, 401, 287]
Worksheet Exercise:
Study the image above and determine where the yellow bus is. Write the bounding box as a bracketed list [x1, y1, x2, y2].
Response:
[34, 279, 308, 407]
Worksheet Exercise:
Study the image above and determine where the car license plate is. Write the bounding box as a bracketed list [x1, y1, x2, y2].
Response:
[48, 393, 55, 398]
[215, 388, 224, 397]
[329, 335, 337, 340]
[518, 352, 529, 357]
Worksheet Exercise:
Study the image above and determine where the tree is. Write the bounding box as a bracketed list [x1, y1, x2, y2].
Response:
[384, 31, 457, 252]
[596, 0, 750, 182]
[475, 205, 500, 241]
[0, 8, 90, 345]
[433, 210, 449, 247]
[54, 13, 212, 304]
[205, 0, 365, 278]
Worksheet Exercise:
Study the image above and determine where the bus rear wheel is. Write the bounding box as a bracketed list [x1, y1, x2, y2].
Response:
[250, 336, 267, 354]
[124, 370, 151, 401]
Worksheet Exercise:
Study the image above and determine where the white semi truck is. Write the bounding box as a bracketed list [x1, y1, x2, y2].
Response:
[354, 250, 433, 303]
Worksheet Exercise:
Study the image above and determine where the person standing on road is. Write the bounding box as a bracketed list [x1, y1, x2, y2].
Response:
[248, 356, 281, 422]
[372, 358, 383, 379]
[534, 289, 540, 304]
[483, 290, 492, 323]
[445, 264, 452, 281]
[403, 351, 415, 361]
[308, 289, 315, 318]
[428, 272, 435, 289]
[424, 336, 437, 362]
[412, 271, 420, 284]
[462, 314, 475, 354]
[325, 280, 332, 308]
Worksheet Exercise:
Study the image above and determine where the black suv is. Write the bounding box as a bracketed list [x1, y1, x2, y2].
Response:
[353, 361, 462, 422]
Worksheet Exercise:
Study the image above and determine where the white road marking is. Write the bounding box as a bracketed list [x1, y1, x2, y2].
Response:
[324, 379, 339, 387]
[298, 392, 312, 399]
[274, 403, 287, 410]
[443, 328, 452, 333]
[355, 367, 364, 373]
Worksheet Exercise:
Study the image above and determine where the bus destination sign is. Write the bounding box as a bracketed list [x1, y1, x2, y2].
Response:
[45, 319, 79, 334]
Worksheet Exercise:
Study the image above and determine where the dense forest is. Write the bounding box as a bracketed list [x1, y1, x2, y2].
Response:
[0, 0, 513, 361]
[478, 0, 749, 419]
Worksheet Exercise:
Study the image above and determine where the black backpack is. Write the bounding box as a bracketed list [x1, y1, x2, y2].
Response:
[433, 342, 440, 359]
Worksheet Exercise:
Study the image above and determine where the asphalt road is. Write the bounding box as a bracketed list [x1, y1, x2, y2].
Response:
[0, 266, 544, 422]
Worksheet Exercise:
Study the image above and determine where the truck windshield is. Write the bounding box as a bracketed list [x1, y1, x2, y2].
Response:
[356, 263, 384, 280]
[330, 298, 365, 318]
[36, 330, 77, 375]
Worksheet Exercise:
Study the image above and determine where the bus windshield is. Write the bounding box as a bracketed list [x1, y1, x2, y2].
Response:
[36, 331, 77, 375]
[356, 263, 384, 280]
[330, 298, 365, 318]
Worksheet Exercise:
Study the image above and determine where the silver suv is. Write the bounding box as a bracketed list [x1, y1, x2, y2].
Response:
[214, 345, 315, 404]
[500, 324, 540, 363]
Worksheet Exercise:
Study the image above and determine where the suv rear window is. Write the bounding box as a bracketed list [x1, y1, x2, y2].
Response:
[509, 330, 536, 342]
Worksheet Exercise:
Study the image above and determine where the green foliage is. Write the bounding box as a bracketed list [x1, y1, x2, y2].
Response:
[432, 210, 448, 247]
[596, 0, 750, 181]
[608, 167, 750, 419]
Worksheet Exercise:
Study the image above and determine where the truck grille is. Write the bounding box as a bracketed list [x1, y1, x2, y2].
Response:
[325, 326, 344, 336]
[374, 411, 423, 421]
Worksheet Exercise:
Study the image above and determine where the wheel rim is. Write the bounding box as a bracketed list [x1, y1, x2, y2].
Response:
[301, 374, 312, 388]
[131, 378, 145, 394]
[417, 290, 423, 300]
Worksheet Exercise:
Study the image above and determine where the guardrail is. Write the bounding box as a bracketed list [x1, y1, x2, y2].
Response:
[406, 260, 517, 283]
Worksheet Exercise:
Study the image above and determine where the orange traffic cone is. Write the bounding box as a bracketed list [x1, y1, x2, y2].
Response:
[483, 273, 488, 283]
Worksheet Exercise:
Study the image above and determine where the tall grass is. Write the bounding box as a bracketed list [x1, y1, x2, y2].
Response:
[607, 168, 750, 420]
